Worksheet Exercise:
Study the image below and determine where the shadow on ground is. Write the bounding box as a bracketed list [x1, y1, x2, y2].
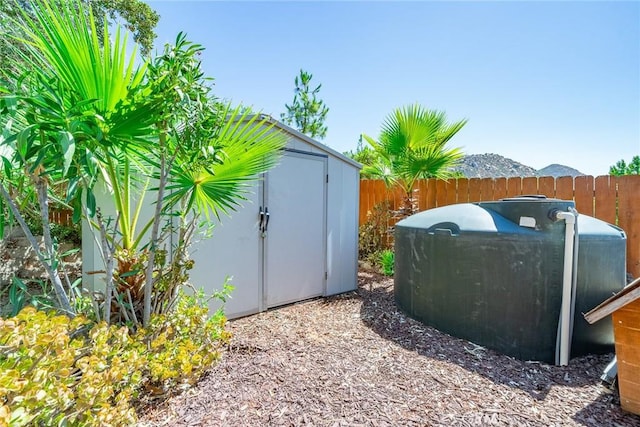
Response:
[571, 386, 640, 426]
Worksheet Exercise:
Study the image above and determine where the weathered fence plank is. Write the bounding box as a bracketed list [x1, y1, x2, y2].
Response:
[480, 178, 494, 202]
[556, 176, 574, 201]
[506, 177, 522, 198]
[574, 175, 594, 217]
[522, 176, 538, 195]
[538, 176, 555, 198]
[594, 175, 617, 225]
[494, 177, 507, 200]
[468, 178, 482, 202]
[457, 178, 469, 204]
[618, 176, 640, 277]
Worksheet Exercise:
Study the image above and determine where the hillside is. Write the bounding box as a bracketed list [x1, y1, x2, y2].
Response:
[452, 154, 537, 178]
[536, 164, 585, 178]
[452, 154, 584, 178]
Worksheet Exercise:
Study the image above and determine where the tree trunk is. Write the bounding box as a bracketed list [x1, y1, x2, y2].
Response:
[143, 130, 168, 326]
[95, 208, 115, 324]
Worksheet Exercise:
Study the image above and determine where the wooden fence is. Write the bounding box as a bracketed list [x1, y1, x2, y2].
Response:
[359, 175, 640, 278]
[49, 208, 74, 226]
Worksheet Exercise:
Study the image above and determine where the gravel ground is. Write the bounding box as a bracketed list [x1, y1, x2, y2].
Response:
[139, 268, 640, 426]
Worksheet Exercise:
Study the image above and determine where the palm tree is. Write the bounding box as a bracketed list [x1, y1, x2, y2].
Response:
[362, 104, 466, 216]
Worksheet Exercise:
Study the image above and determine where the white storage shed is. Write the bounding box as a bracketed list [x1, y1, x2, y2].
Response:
[189, 116, 361, 318]
[82, 116, 361, 319]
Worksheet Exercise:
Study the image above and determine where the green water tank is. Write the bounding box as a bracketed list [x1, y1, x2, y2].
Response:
[394, 197, 626, 363]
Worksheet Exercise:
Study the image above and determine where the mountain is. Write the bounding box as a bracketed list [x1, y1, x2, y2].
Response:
[452, 154, 537, 178]
[536, 164, 585, 178]
[452, 154, 585, 178]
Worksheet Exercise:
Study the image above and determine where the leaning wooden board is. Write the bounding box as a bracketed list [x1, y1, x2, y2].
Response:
[612, 299, 640, 415]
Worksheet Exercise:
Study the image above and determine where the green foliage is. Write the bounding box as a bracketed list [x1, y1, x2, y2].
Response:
[379, 249, 395, 276]
[343, 135, 377, 171]
[0, 307, 140, 426]
[1, 0, 285, 323]
[281, 69, 329, 139]
[0, 290, 231, 426]
[5, 278, 53, 317]
[4, 276, 90, 319]
[143, 288, 232, 392]
[50, 222, 81, 245]
[609, 155, 640, 176]
[0, 0, 159, 77]
[359, 201, 392, 262]
[362, 104, 466, 215]
[90, 0, 159, 57]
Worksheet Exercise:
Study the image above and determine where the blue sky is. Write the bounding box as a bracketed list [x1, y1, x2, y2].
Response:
[147, 1, 639, 176]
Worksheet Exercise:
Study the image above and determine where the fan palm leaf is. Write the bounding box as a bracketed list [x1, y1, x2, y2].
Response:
[165, 106, 286, 220]
[362, 104, 467, 211]
[11, 0, 159, 147]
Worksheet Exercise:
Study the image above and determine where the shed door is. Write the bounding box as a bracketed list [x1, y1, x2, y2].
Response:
[264, 151, 327, 308]
[189, 186, 263, 318]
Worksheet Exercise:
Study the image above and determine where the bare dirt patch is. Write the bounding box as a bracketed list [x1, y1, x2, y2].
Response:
[139, 268, 639, 426]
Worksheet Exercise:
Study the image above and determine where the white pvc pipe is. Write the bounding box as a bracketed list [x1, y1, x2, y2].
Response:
[556, 210, 577, 366]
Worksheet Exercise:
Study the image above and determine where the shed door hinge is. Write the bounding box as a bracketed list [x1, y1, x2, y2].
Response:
[326, 174, 329, 183]
[325, 271, 328, 280]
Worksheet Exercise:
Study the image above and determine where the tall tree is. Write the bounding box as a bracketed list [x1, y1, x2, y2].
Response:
[281, 69, 329, 139]
[362, 104, 466, 216]
[609, 155, 640, 176]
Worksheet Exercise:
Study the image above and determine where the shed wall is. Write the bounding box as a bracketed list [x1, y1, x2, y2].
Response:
[326, 156, 359, 295]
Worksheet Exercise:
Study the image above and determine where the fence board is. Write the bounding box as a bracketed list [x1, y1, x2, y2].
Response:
[457, 178, 469, 204]
[426, 179, 437, 210]
[574, 176, 594, 217]
[556, 176, 574, 201]
[49, 209, 73, 226]
[445, 179, 458, 205]
[538, 176, 555, 199]
[435, 179, 448, 207]
[468, 178, 482, 202]
[359, 180, 370, 223]
[506, 177, 522, 198]
[618, 176, 640, 277]
[392, 185, 405, 213]
[417, 180, 428, 211]
[494, 178, 507, 200]
[480, 178, 494, 201]
[594, 176, 617, 225]
[522, 177, 538, 196]
[374, 180, 386, 209]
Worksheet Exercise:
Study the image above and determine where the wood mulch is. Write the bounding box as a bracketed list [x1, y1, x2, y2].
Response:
[139, 268, 640, 427]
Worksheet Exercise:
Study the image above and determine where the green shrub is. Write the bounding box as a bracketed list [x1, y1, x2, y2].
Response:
[0, 290, 230, 426]
[379, 249, 395, 276]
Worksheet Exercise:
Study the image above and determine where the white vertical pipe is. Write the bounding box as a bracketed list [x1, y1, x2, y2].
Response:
[556, 210, 577, 366]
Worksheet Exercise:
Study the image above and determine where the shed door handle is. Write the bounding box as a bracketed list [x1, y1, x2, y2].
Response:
[259, 206, 265, 232]
[264, 207, 270, 232]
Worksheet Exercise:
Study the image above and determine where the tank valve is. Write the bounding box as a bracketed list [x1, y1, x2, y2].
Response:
[548, 209, 561, 221]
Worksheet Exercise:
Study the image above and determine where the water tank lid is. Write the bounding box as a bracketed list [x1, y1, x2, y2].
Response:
[500, 195, 563, 202]
[396, 203, 533, 233]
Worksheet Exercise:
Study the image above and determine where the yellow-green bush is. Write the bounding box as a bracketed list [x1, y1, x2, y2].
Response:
[0, 292, 230, 427]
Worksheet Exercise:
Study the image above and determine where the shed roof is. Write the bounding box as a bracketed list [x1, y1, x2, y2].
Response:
[584, 277, 640, 324]
[257, 115, 363, 170]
